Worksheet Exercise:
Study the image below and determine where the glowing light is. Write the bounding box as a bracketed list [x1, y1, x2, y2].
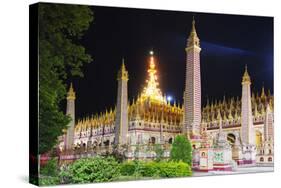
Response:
[140, 51, 165, 103]
[167, 96, 173, 102]
[150, 50, 154, 55]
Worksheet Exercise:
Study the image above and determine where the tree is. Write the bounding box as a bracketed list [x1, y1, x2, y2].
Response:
[170, 135, 192, 165]
[38, 4, 93, 154]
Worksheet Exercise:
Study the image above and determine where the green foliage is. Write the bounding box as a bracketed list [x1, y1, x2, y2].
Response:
[38, 3, 93, 154]
[39, 158, 60, 185]
[39, 176, 60, 186]
[120, 160, 192, 178]
[154, 144, 164, 162]
[139, 161, 159, 177]
[170, 135, 192, 165]
[156, 161, 192, 177]
[40, 158, 59, 176]
[120, 161, 136, 176]
[60, 156, 120, 183]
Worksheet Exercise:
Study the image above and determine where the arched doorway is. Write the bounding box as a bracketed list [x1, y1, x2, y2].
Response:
[150, 137, 156, 144]
[168, 137, 173, 144]
[103, 140, 110, 146]
[227, 133, 236, 146]
[268, 157, 272, 162]
[256, 131, 262, 146]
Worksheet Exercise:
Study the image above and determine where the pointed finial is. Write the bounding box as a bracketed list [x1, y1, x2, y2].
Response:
[67, 82, 76, 100]
[261, 83, 266, 98]
[121, 57, 126, 71]
[186, 15, 200, 49]
[192, 15, 195, 27]
[117, 58, 129, 81]
[267, 88, 271, 97]
[191, 15, 197, 34]
[217, 109, 222, 120]
[242, 64, 251, 84]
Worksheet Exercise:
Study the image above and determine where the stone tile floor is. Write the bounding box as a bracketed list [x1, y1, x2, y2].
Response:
[193, 166, 274, 177]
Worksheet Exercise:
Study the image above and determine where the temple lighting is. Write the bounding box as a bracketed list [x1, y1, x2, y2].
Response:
[140, 51, 165, 103]
[167, 95, 173, 102]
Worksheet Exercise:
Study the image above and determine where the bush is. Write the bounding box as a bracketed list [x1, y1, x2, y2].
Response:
[120, 160, 191, 178]
[120, 161, 136, 176]
[157, 161, 192, 177]
[139, 161, 159, 177]
[60, 156, 120, 184]
[170, 135, 192, 165]
[39, 176, 60, 186]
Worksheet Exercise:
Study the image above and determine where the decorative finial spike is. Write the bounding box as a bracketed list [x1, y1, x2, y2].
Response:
[121, 58, 126, 70]
[67, 82, 76, 100]
[117, 58, 128, 80]
[242, 64, 251, 83]
[192, 16, 196, 32]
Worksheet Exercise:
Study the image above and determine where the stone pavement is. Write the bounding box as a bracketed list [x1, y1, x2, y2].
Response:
[193, 166, 274, 177]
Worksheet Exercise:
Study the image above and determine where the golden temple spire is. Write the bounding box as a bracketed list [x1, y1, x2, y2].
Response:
[267, 89, 271, 97]
[261, 84, 266, 99]
[187, 16, 200, 48]
[140, 51, 164, 103]
[217, 109, 222, 120]
[234, 109, 238, 119]
[228, 109, 233, 120]
[242, 64, 251, 84]
[190, 16, 198, 37]
[67, 82, 76, 100]
[223, 94, 226, 105]
[254, 103, 259, 117]
[117, 58, 129, 81]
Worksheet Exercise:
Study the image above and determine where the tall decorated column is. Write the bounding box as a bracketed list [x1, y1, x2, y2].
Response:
[264, 103, 274, 142]
[240, 65, 256, 164]
[241, 65, 255, 145]
[65, 83, 76, 150]
[183, 17, 202, 139]
[115, 60, 129, 146]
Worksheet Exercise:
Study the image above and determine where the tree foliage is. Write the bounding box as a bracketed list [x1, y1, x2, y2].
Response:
[170, 135, 192, 165]
[38, 3, 93, 154]
[40, 158, 59, 176]
[60, 156, 120, 183]
[39, 158, 60, 185]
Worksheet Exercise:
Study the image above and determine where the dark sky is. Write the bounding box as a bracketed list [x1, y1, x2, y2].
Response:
[70, 5, 273, 119]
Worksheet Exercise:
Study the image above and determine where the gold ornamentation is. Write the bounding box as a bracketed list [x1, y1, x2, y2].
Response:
[67, 83, 76, 100]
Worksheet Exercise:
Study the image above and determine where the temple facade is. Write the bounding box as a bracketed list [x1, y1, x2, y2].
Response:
[59, 18, 274, 169]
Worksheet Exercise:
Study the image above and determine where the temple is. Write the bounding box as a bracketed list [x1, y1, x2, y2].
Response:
[58, 18, 274, 171]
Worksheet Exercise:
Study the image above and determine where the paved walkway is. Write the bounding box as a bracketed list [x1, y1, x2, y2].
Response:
[193, 166, 274, 177]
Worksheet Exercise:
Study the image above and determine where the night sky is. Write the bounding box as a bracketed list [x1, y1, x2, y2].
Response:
[69, 5, 273, 120]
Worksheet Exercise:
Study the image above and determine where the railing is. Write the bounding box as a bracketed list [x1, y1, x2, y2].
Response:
[59, 143, 172, 160]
